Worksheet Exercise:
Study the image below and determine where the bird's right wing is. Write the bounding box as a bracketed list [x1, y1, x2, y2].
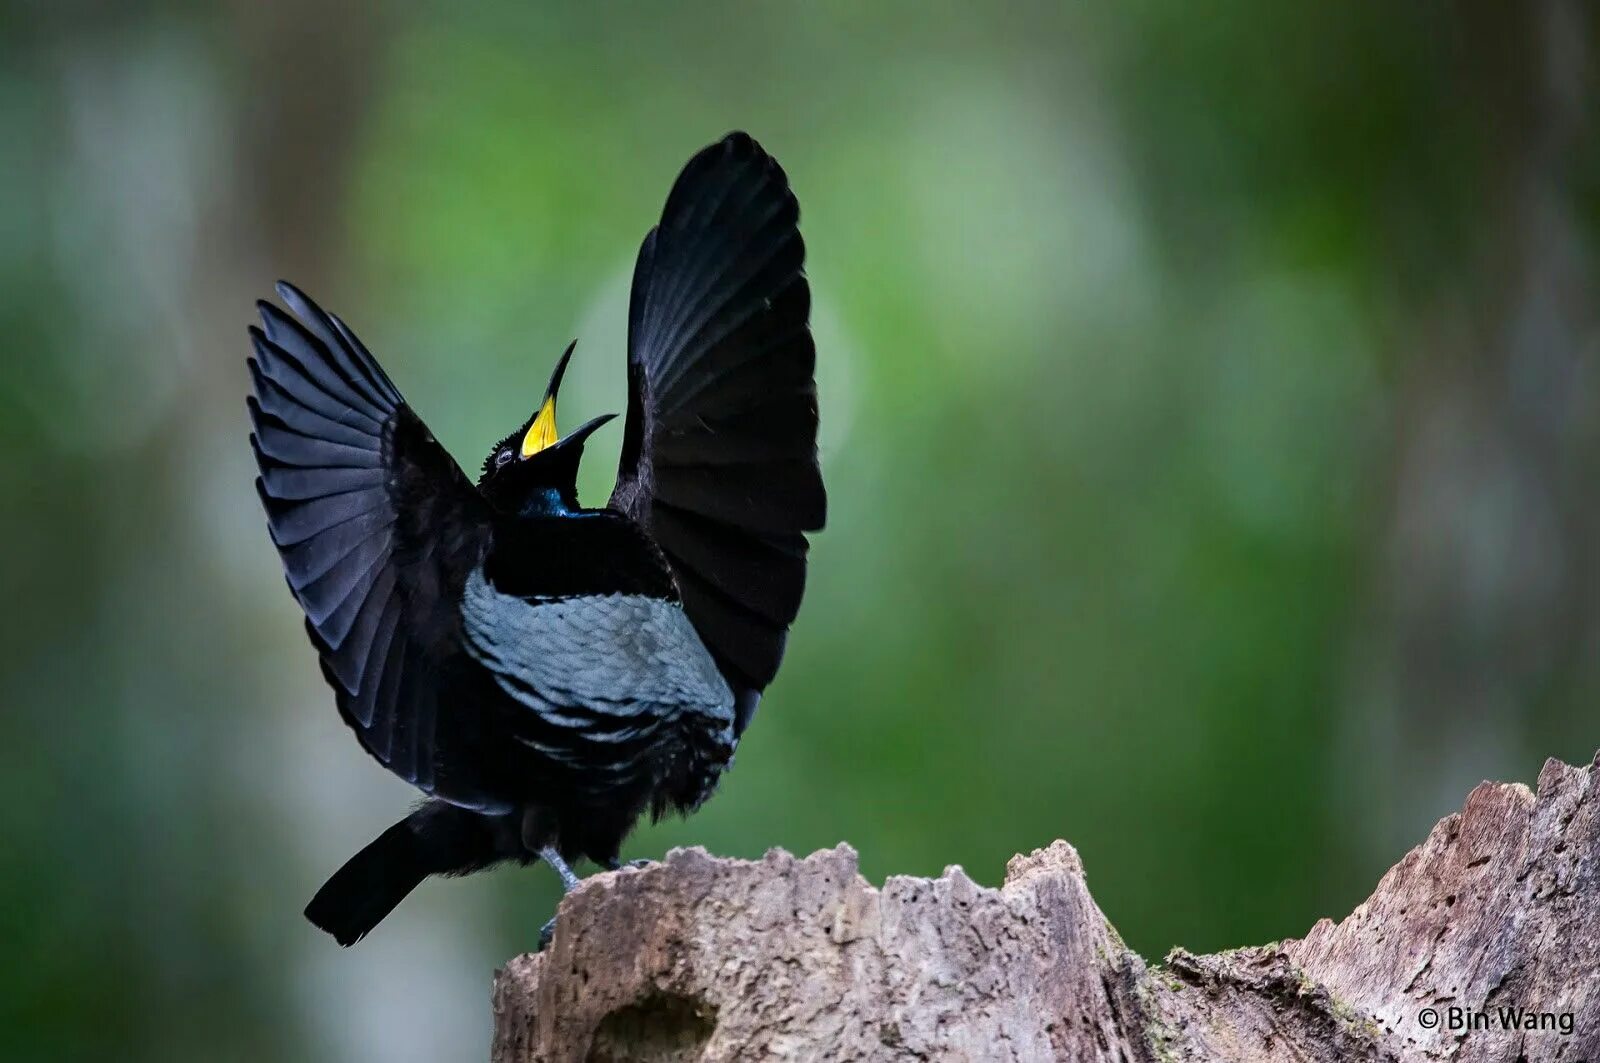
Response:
[610, 133, 826, 734]
[248, 283, 508, 811]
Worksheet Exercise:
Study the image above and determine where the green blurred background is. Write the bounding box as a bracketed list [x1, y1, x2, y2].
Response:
[3, 2, 1597, 1059]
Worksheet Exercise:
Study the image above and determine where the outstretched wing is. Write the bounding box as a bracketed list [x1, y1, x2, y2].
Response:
[610, 132, 825, 734]
[247, 282, 507, 811]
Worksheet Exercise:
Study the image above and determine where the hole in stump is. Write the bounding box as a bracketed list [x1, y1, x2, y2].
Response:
[587, 991, 718, 1062]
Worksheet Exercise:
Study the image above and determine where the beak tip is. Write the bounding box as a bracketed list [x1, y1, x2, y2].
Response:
[545, 339, 579, 401]
[568, 411, 619, 445]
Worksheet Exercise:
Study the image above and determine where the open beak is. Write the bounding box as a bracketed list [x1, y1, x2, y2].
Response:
[558, 412, 618, 448]
[519, 341, 618, 458]
[520, 340, 578, 458]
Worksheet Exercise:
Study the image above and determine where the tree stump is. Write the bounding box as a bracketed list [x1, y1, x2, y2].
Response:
[491, 753, 1600, 1061]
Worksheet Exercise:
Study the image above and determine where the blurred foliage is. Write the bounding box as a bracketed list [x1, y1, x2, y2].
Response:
[1, 2, 1596, 1060]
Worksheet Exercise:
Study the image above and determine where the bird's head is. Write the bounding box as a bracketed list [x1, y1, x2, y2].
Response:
[478, 340, 616, 515]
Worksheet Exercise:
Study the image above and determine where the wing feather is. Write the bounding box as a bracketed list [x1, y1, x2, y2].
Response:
[248, 282, 506, 811]
[611, 133, 824, 734]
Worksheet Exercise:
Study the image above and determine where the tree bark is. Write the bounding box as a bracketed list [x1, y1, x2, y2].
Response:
[491, 752, 1600, 1061]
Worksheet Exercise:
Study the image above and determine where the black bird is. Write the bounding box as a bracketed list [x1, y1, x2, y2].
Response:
[247, 133, 823, 945]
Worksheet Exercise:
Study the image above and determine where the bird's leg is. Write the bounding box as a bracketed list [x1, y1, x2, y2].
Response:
[535, 846, 582, 952]
[539, 846, 581, 893]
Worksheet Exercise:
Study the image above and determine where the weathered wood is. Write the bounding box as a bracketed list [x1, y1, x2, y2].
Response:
[492, 753, 1600, 1061]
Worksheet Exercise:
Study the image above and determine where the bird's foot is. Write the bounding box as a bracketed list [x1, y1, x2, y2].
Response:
[603, 857, 656, 872]
[537, 915, 558, 952]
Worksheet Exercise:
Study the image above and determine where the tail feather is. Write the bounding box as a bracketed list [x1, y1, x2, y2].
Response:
[305, 802, 507, 946]
[305, 819, 430, 946]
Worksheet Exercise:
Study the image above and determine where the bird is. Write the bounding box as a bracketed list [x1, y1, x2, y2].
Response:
[246, 132, 823, 946]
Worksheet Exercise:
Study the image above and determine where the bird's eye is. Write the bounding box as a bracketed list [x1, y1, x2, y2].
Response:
[495, 448, 514, 468]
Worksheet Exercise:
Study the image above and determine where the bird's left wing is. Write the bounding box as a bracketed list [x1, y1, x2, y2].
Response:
[247, 282, 506, 811]
[610, 133, 825, 736]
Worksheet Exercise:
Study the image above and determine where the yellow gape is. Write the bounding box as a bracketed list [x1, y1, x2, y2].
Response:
[520, 396, 558, 457]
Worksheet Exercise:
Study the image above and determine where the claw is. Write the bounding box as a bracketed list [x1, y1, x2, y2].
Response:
[603, 856, 657, 872]
[537, 915, 558, 952]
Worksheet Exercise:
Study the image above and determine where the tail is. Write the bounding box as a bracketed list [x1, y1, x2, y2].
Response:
[305, 801, 508, 946]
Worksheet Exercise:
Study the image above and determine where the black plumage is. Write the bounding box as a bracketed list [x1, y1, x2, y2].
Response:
[248, 132, 823, 945]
